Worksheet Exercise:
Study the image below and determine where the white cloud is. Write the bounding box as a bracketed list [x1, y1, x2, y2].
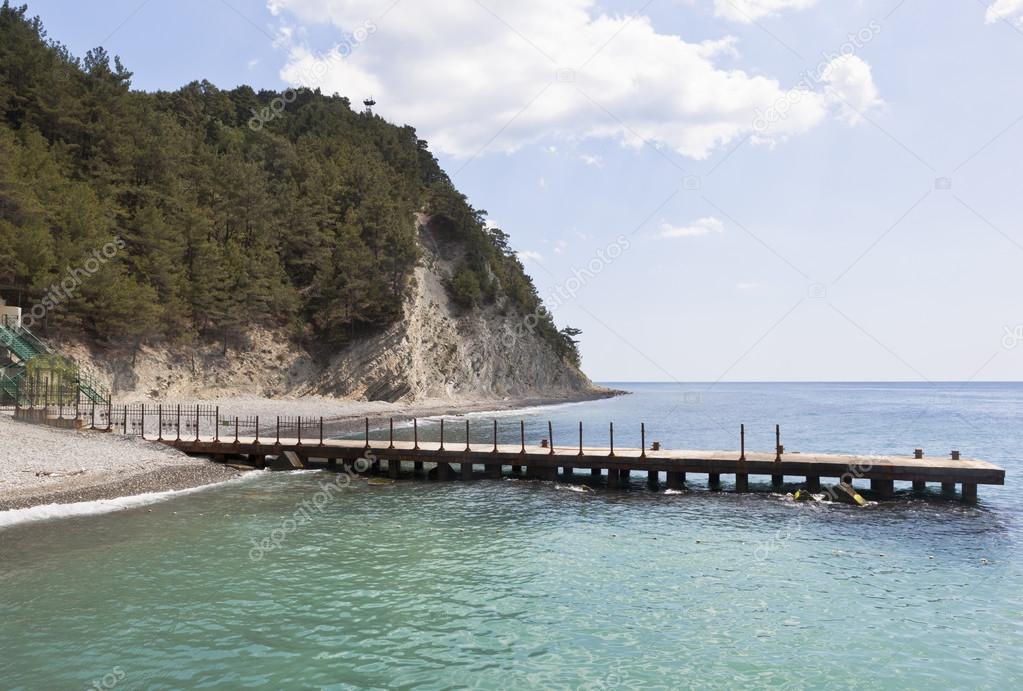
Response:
[821, 55, 882, 124]
[518, 250, 544, 262]
[657, 216, 724, 238]
[713, 0, 818, 23]
[579, 153, 603, 167]
[985, 0, 1023, 26]
[271, 0, 877, 159]
[247, 58, 261, 69]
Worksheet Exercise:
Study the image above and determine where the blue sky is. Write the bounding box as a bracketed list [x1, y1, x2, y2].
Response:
[24, 0, 1023, 382]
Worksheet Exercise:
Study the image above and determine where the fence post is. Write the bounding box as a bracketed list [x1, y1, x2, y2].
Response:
[123, 405, 128, 435]
[389, 418, 395, 449]
[548, 421, 554, 455]
[319, 417, 324, 447]
[439, 419, 445, 451]
[234, 417, 240, 445]
[775, 424, 782, 461]
[466, 419, 471, 452]
[609, 422, 615, 457]
[214, 406, 220, 443]
[195, 405, 200, 442]
[176, 405, 181, 441]
[365, 418, 370, 449]
[141, 405, 146, 440]
[493, 419, 498, 453]
[254, 416, 260, 445]
[157, 405, 163, 441]
[413, 418, 419, 450]
[520, 421, 525, 454]
[297, 416, 303, 446]
[578, 422, 583, 456]
[276, 416, 281, 446]
[106, 400, 112, 432]
[740, 424, 746, 461]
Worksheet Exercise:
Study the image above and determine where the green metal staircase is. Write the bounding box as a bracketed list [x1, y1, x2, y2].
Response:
[0, 318, 109, 407]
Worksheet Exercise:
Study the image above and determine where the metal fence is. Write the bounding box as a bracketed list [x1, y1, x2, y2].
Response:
[40, 403, 329, 444]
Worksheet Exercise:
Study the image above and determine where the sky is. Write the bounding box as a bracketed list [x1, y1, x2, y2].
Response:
[22, 0, 1023, 382]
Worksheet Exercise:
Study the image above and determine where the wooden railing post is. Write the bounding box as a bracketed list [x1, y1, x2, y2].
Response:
[609, 422, 615, 457]
[741, 424, 746, 461]
[493, 419, 498, 453]
[297, 416, 303, 446]
[175, 404, 181, 441]
[548, 421, 554, 455]
[641, 423, 646, 458]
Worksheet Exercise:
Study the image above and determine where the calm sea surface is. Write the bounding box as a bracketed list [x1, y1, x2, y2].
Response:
[1, 383, 1021, 689]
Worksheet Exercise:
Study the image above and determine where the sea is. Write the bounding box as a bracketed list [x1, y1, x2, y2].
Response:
[1, 382, 1021, 689]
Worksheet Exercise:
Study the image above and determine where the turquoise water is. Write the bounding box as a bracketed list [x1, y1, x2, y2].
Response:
[1, 383, 1022, 689]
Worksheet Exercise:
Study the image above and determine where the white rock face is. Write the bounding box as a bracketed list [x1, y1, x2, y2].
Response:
[302, 219, 593, 401]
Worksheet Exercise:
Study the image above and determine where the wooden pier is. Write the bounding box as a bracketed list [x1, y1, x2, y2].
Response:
[160, 419, 1005, 502]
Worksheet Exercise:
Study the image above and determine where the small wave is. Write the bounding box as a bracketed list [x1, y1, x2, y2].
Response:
[664, 489, 684, 495]
[0, 471, 264, 529]
[555, 483, 594, 493]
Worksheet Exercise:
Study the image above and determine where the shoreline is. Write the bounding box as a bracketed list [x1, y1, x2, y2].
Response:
[0, 388, 624, 516]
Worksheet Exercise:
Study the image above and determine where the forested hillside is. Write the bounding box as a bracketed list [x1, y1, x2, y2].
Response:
[0, 2, 579, 367]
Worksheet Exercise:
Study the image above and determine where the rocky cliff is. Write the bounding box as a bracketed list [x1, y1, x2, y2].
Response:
[60, 215, 601, 404]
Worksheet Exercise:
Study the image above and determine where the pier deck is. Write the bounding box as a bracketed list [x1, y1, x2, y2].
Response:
[164, 435, 1005, 501]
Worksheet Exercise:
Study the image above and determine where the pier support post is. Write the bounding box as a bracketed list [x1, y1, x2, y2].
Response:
[912, 480, 926, 492]
[462, 461, 473, 480]
[871, 478, 894, 498]
[941, 482, 956, 494]
[414, 461, 424, 476]
[511, 465, 522, 474]
[735, 473, 749, 493]
[621, 469, 631, 482]
[962, 483, 977, 502]
[389, 459, 400, 479]
[563, 465, 573, 478]
[328, 458, 336, 467]
[486, 464, 502, 479]
[648, 469, 659, 485]
[806, 476, 821, 493]
[251, 454, 266, 470]
[607, 468, 621, 489]
[438, 462, 451, 481]
[772, 474, 784, 487]
[708, 473, 721, 490]
[667, 471, 682, 490]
